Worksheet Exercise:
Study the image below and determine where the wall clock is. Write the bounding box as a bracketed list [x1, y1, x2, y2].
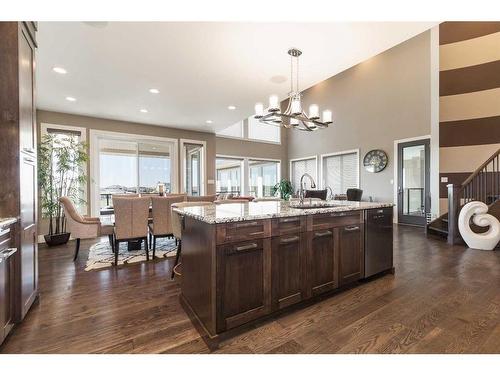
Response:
[363, 149, 388, 173]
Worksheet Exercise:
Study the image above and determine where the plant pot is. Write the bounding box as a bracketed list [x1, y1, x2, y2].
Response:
[44, 232, 71, 247]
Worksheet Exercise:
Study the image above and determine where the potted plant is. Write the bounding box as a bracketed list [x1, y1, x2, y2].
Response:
[38, 133, 88, 246]
[272, 179, 294, 201]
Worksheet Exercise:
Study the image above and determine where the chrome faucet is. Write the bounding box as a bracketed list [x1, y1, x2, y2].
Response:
[326, 186, 334, 200]
[299, 173, 316, 205]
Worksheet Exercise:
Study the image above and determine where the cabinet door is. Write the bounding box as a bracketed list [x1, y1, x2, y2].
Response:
[19, 25, 36, 155]
[339, 224, 364, 286]
[19, 156, 38, 318]
[216, 239, 271, 331]
[271, 233, 307, 310]
[308, 229, 338, 296]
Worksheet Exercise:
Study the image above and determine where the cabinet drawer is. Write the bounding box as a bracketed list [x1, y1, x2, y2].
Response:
[271, 216, 306, 236]
[216, 219, 271, 244]
[308, 211, 362, 230]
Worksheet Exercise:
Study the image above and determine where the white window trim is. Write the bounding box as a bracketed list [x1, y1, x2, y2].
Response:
[216, 154, 281, 196]
[89, 129, 178, 216]
[180, 138, 207, 196]
[40, 122, 88, 214]
[289, 155, 318, 189]
[319, 149, 360, 190]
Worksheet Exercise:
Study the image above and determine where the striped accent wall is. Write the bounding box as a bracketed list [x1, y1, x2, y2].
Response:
[439, 22, 500, 214]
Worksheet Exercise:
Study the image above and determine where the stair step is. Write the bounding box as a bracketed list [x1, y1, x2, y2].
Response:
[427, 225, 448, 238]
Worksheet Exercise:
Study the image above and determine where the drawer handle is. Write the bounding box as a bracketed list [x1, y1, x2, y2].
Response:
[235, 243, 258, 252]
[0, 227, 10, 237]
[314, 230, 332, 238]
[24, 157, 35, 163]
[235, 221, 259, 228]
[344, 226, 360, 232]
[330, 212, 347, 217]
[0, 248, 17, 258]
[280, 235, 300, 244]
[23, 147, 35, 154]
[280, 217, 299, 223]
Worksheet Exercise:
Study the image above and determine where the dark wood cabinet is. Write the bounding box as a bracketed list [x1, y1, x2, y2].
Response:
[0, 224, 16, 345]
[216, 239, 271, 332]
[308, 229, 338, 296]
[271, 233, 307, 310]
[0, 22, 38, 329]
[339, 224, 364, 286]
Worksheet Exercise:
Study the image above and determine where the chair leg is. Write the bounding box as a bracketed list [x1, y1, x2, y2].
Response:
[153, 236, 156, 259]
[149, 232, 152, 249]
[73, 238, 81, 261]
[175, 238, 178, 246]
[171, 239, 181, 279]
[145, 237, 149, 261]
[114, 240, 119, 266]
[108, 234, 114, 253]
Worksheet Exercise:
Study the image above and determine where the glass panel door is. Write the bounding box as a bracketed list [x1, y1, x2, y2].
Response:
[397, 139, 430, 226]
[138, 142, 171, 194]
[184, 143, 203, 196]
[248, 160, 279, 198]
[216, 157, 243, 195]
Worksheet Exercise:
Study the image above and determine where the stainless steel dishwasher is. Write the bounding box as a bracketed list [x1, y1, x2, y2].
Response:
[364, 207, 394, 278]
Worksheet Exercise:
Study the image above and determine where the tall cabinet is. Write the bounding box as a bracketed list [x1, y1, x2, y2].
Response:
[0, 22, 38, 339]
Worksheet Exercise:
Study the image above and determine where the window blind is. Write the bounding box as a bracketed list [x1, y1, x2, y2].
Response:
[323, 152, 358, 195]
[290, 158, 316, 194]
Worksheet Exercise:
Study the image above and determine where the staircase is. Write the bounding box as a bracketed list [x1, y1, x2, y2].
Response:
[427, 148, 500, 244]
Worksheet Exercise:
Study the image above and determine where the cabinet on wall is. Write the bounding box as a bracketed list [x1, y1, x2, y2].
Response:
[0, 21, 38, 340]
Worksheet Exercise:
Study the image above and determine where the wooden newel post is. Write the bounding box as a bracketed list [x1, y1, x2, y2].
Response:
[447, 184, 461, 245]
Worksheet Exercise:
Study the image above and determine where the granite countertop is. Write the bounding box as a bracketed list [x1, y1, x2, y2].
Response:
[174, 200, 394, 224]
[0, 217, 18, 229]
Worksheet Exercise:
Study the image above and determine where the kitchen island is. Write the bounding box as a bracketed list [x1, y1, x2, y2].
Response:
[174, 200, 394, 348]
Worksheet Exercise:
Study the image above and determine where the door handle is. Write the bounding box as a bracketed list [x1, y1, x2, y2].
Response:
[234, 243, 258, 252]
[314, 230, 332, 238]
[280, 235, 300, 244]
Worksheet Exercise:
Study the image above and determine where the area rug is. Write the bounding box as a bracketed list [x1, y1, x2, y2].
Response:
[85, 237, 178, 271]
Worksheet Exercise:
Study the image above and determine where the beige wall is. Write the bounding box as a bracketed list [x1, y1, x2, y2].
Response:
[287, 31, 432, 203]
[37, 110, 216, 237]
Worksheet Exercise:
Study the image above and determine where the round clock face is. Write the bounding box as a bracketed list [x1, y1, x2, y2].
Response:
[363, 149, 388, 173]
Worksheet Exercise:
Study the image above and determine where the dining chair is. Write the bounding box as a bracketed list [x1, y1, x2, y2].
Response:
[112, 196, 150, 266]
[346, 188, 363, 201]
[170, 201, 212, 279]
[59, 197, 114, 261]
[304, 189, 328, 200]
[149, 195, 186, 258]
[186, 195, 216, 202]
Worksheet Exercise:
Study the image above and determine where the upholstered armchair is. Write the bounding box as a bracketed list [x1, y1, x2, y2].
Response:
[59, 197, 114, 261]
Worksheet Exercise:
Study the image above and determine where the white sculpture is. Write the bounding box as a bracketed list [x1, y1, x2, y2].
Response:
[458, 201, 500, 250]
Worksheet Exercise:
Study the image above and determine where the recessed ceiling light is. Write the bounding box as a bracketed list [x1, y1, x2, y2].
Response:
[65, 96, 76, 102]
[206, 120, 213, 124]
[53, 67, 67, 74]
[140, 109, 148, 113]
[227, 105, 236, 110]
[149, 88, 160, 94]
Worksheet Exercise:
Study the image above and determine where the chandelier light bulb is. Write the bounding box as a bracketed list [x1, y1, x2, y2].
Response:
[309, 104, 319, 120]
[269, 95, 279, 112]
[322, 110, 332, 124]
[254, 102, 264, 118]
[291, 97, 302, 115]
[290, 118, 299, 126]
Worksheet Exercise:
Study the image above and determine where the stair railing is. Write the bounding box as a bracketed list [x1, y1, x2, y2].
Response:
[447, 148, 500, 244]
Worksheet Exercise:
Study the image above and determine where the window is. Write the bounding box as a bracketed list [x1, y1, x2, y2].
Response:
[216, 157, 243, 194]
[321, 150, 359, 195]
[91, 130, 177, 215]
[290, 157, 317, 194]
[181, 140, 205, 196]
[248, 116, 280, 143]
[216, 120, 244, 138]
[41, 124, 87, 213]
[248, 159, 280, 197]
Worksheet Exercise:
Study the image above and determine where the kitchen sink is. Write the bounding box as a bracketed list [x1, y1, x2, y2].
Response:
[289, 201, 344, 209]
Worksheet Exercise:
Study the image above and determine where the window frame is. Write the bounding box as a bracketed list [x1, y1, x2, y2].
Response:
[247, 156, 281, 198]
[289, 155, 318, 193]
[216, 118, 281, 145]
[215, 154, 245, 195]
[180, 138, 207, 196]
[319, 148, 360, 191]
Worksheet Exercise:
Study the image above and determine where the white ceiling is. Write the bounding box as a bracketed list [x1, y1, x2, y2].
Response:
[36, 22, 437, 133]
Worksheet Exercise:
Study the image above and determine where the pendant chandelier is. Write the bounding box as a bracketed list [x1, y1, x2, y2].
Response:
[254, 48, 332, 132]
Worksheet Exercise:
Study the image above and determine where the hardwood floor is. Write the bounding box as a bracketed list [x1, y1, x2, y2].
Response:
[1, 225, 499, 354]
